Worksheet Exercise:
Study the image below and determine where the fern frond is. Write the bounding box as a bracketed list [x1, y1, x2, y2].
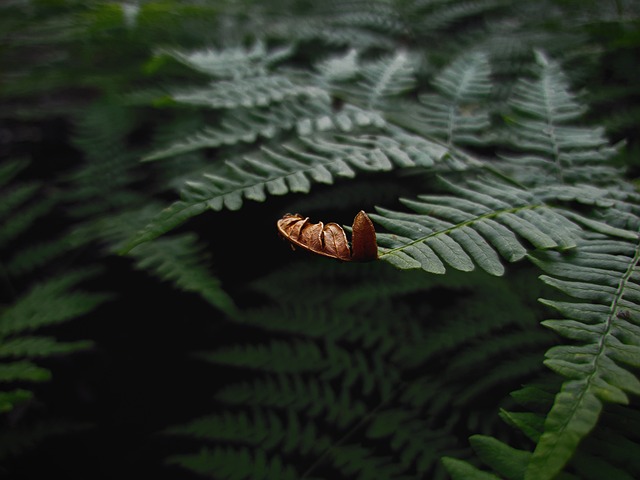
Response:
[143, 103, 382, 162]
[0, 269, 111, 336]
[408, 0, 510, 34]
[502, 51, 620, 185]
[329, 51, 416, 111]
[159, 41, 294, 79]
[391, 50, 493, 147]
[169, 409, 330, 455]
[523, 233, 640, 479]
[129, 234, 237, 316]
[0, 188, 58, 248]
[372, 177, 581, 276]
[263, 17, 397, 49]
[121, 131, 451, 252]
[199, 339, 326, 374]
[216, 374, 368, 429]
[171, 74, 330, 110]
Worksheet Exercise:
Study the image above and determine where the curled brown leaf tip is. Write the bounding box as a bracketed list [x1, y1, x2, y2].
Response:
[277, 211, 377, 262]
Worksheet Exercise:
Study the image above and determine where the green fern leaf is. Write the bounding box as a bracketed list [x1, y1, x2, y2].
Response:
[392, 50, 493, 146]
[159, 41, 293, 79]
[0, 270, 111, 336]
[128, 234, 237, 316]
[171, 74, 330, 110]
[503, 51, 619, 185]
[524, 233, 640, 480]
[373, 178, 580, 275]
[121, 132, 450, 252]
[143, 103, 384, 162]
[360, 52, 416, 110]
[469, 434, 531, 480]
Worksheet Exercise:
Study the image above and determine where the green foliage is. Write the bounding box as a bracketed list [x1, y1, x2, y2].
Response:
[1, 0, 639, 478]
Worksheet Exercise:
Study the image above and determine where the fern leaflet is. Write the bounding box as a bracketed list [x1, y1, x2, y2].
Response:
[524, 233, 640, 479]
[372, 177, 581, 276]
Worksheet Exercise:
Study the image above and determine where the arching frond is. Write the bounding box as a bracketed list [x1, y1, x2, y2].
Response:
[372, 177, 581, 276]
[121, 131, 451, 252]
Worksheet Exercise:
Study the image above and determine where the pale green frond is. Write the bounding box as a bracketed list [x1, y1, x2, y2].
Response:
[143, 103, 385, 162]
[330, 51, 417, 109]
[263, 16, 397, 49]
[503, 51, 620, 185]
[391, 50, 493, 146]
[171, 74, 330, 110]
[121, 131, 451, 252]
[159, 41, 294, 79]
[373, 177, 581, 275]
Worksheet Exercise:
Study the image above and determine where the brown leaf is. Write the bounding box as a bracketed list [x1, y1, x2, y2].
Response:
[351, 210, 378, 261]
[277, 211, 377, 262]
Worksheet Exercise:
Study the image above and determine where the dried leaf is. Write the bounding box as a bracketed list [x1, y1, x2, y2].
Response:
[277, 211, 378, 262]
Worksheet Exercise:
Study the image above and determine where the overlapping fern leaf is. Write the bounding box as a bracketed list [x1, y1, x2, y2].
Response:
[500, 51, 621, 186]
[65, 100, 236, 316]
[0, 160, 110, 414]
[389, 50, 494, 147]
[122, 46, 467, 252]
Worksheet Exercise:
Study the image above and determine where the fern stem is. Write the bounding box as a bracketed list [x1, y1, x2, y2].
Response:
[541, 72, 566, 184]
